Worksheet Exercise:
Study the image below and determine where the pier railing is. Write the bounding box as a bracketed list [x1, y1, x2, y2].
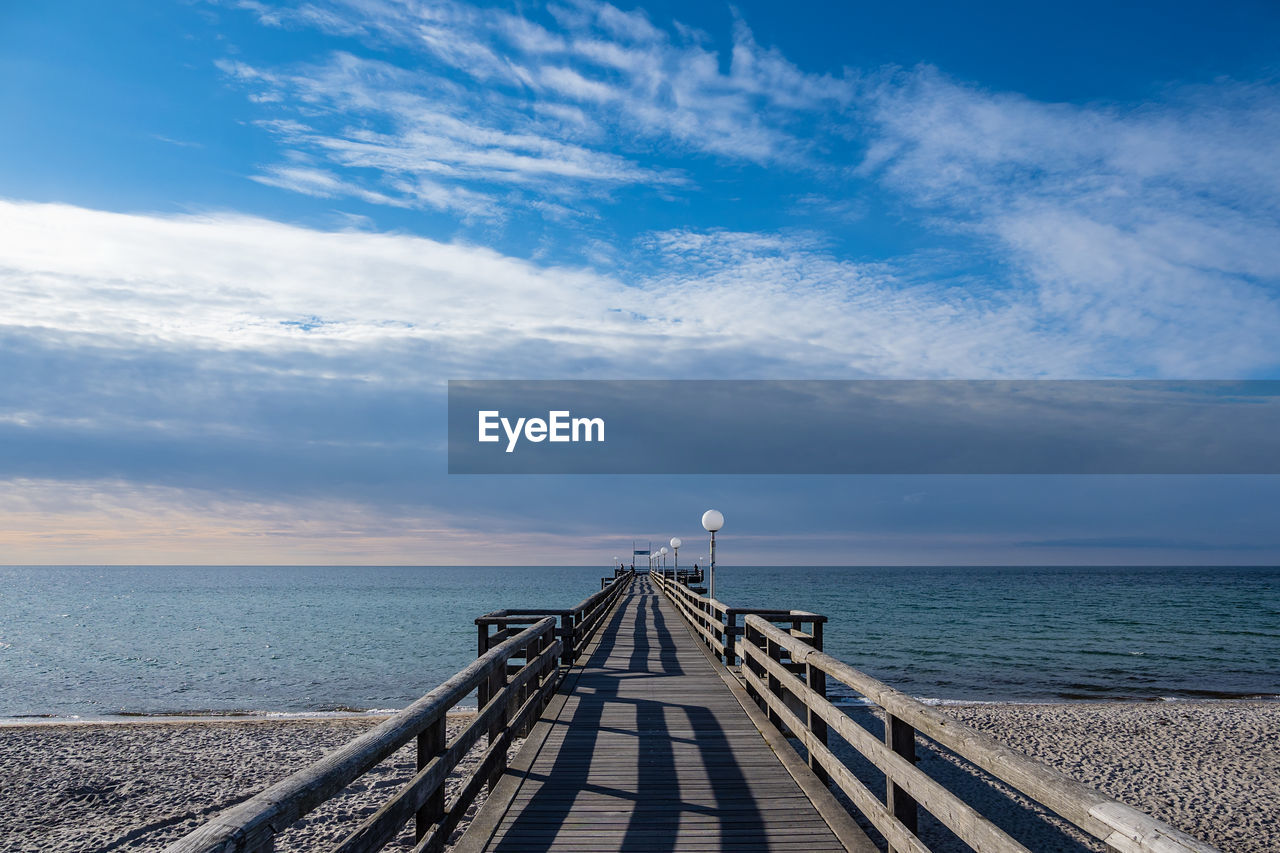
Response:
[166, 571, 633, 853]
[650, 570, 1219, 853]
[165, 618, 560, 853]
[476, 569, 633, 665]
[650, 569, 826, 668]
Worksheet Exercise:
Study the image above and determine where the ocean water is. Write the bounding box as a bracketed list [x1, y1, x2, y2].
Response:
[0, 565, 1276, 719]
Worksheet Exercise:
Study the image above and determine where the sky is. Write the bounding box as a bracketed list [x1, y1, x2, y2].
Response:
[2, 0, 1279, 565]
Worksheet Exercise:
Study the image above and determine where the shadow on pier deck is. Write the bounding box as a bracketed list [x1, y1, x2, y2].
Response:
[454, 574, 869, 853]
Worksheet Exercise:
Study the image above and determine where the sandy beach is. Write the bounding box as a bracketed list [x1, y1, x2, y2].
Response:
[2, 701, 1276, 852]
[0, 713, 502, 853]
[835, 701, 1279, 852]
[934, 701, 1279, 852]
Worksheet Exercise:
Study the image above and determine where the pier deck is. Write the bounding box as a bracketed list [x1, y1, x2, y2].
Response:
[456, 574, 858, 852]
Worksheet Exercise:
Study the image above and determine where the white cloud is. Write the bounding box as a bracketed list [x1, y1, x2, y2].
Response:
[859, 68, 1280, 376]
[251, 163, 413, 208]
[4, 198, 1271, 380]
[216, 0, 855, 214]
[0, 200, 1031, 385]
[209, 3, 1280, 381]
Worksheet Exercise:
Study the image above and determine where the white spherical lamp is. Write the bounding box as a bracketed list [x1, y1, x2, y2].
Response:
[670, 537, 682, 550]
[702, 509, 725, 599]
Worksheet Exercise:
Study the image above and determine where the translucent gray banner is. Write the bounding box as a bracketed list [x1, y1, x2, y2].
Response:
[447, 380, 1280, 474]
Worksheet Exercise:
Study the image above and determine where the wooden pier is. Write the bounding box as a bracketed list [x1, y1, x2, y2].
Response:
[454, 573, 862, 852]
[168, 569, 1221, 853]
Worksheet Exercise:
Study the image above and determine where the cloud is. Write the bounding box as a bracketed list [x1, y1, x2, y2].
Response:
[250, 163, 413, 207]
[859, 67, 1280, 376]
[0, 199, 1059, 377]
[0, 477, 544, 564]
[9, 1, 1280, 560]
[219, 49, 687, 215]
[212, 3, 1280, 380]
[5, 473, 1278, 565]
[215, 0, 854, 215]
[2, 196, 1276, 547]
[3, 194, 1274, 410]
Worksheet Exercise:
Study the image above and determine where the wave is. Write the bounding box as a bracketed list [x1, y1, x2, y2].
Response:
[829, 692, 1280, 711]
[0, 706, 436, 726]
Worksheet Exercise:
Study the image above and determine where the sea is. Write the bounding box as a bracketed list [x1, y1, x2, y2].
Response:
[0, 565, 1276, 721]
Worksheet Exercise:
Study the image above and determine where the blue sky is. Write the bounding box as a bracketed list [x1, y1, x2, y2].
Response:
[2, 0, 1279, 564]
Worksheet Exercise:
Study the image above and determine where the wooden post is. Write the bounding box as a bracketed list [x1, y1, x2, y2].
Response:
[724, 609, 737, 668]
[415, 715, 446, 841]
[487, 657, 508, 790]
[806, 620, 830, 785]
[561, 612, 576, 666]
[514, 635, 531, 734]
[711, 596, 721, 650]
[476, 623, 491, 713]
[885, 713, 919, 849]
[743, 622, 761, 707]
[765, 634, 785, 732]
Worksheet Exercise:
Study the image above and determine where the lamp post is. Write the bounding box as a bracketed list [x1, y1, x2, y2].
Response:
[660, 546, 669, 577]
[670, 537, 681, 580]
[701, 509, 723, 599]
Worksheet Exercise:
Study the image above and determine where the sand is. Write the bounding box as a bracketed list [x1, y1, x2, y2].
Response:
[833, 701, 1279, 852]
[935, 701, 1279, 852]
[2, 702, 1276, 852]
[0, 713, 508, 853]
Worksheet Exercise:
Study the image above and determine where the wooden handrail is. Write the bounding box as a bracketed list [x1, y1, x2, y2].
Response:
[477, 570, 633, 665]
[741, 614, 1221, 853]
[649, 569, 824, 666]
[165, 618, 561, 853]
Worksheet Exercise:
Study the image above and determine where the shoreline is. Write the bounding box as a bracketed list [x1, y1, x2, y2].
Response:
[2, 701, 1276, 851]
[5, 693, 1277, 727]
